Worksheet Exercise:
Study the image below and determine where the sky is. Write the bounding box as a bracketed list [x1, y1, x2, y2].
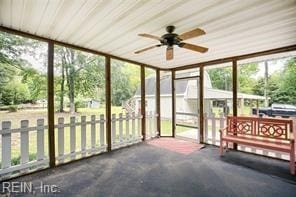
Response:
[21, 44, 48, 73]
[255, 59, 286, 78]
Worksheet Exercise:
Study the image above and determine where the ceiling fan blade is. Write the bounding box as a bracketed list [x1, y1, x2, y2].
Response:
[134, 45, 161, 54]
[138, 33, 162, 41]
[180, 43, 208, 53]
[166, 47, 174, 61]
[178, 28, 205, 40]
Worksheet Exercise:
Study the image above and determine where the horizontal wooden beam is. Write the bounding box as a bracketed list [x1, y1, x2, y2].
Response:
[0, 26, 161, 70]
[174, 75, 199, 81]
[173, 44, 296, 71]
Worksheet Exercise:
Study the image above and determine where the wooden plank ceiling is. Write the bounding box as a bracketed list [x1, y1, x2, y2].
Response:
[0, 0, 296, 69]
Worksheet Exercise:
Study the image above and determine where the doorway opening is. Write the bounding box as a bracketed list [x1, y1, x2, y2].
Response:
[174, 75, 200, 143]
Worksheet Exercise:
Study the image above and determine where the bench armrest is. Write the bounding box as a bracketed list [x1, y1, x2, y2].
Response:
[219, 127, 228, 135]
[290, 131, 295, 144]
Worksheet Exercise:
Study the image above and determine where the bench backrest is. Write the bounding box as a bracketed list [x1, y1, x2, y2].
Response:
[226, 116, 293, 141]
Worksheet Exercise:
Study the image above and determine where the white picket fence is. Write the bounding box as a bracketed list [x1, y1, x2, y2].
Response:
[56, 114, 107, 164]
[111, 111, 158, 149]
[0, 119, 49, 180]
[145, 111, 158, 139]
[0, 111, 157, 179]
[111, 112, 142, 150]
[204, 113, 289, 160]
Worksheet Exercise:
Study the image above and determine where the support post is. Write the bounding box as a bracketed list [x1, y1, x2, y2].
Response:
[232, 59, 238, 150]
[156, 69, 161, 137]
[47, 41, 55, 167]
[105, 56, 112, 151]
[256, 99, 259, 115]
[199, 66, 204, 143]
[141, 66, 146, 140]
[264, 61, 269, 107]
[240, 98, 244, 115]
[172, 70, 176, 137]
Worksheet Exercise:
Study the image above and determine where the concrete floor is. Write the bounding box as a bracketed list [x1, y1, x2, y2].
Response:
[1, 141, 296, 197]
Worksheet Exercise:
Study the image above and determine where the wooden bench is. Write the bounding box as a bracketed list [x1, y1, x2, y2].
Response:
[219, 116, 295, 175]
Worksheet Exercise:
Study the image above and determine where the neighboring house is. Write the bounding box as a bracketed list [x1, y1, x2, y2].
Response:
[56, 98, 100, 109]
[132, 71, 265, 119]
[87, 99, 100, 109]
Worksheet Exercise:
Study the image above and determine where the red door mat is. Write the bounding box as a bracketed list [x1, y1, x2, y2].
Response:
[147, 138, 204, 155]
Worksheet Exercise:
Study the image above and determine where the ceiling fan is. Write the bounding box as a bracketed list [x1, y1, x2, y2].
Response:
[135, 25, 208, 61]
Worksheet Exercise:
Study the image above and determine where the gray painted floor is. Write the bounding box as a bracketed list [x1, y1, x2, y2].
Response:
[1, 142, 296, 197]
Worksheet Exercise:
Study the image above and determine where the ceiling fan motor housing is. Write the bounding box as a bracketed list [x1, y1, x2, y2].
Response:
[160, 26, 183, 47]
[161, 33, 181, 46]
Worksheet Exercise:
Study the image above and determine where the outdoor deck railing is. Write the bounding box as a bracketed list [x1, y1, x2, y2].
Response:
[146, 111, 158, 139]
[0, 111, 157, 180]
[0, 119, 49, 180]
[56, 114, 107, 164]
[111, 112, 142, 150]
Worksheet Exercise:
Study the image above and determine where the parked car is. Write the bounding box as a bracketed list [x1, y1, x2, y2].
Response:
[252, 103, 296, 118]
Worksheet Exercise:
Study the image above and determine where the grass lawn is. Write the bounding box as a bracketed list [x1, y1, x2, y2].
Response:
[160, 119, 195, 136]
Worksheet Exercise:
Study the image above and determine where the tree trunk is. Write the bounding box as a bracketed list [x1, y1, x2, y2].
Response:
[68, 49, 75, 114]
[64, 48, 76, 114]
[264, 61, 269, 107]
[69, 71, 75, 114]
[59, 59, 65, 112]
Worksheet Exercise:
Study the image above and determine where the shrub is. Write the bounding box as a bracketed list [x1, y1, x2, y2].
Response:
[8, 105, 18, 112]
[11, 153, 37, 166]
[75, 99, 86, 112]
[75, 101, 80, 112]
[1, 79, 30, 105]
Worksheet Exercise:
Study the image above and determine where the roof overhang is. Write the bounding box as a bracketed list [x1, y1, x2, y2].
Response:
[1, 0, 295, 69]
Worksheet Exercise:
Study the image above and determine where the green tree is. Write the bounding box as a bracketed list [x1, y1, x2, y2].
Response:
[208, 63, 258, 93]
[54, 46, 105, 113]
[253, 58, 296, 105]
[0, 32, 26, 65]
[1, 79, 30, 105]
[253, 71, 282, 104]
[280, 58, 296, 104]
[0, 63, 17, 102]
[0, 32, 46, 105]
[238, 63, 259, 93]
[122, 63, 141, 94]
[207, 67, 232, 90]
[0, 32, 25, 103]
[21, 67, 47, 102]
[111, 60, 132, 106]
